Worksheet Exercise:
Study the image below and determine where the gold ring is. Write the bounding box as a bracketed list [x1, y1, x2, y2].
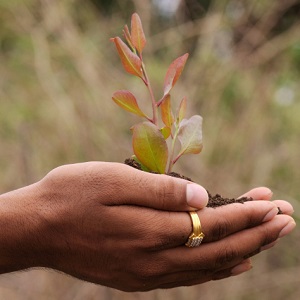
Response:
[185, 211, 205, 247]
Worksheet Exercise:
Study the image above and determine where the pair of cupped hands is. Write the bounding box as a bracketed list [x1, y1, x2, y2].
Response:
[0, 162, 295, 292]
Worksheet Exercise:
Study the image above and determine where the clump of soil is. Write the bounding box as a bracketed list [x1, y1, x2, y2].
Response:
[124, 158, 253, 208]
[206, 192, 252, 208]
[125, 158, 282, 213]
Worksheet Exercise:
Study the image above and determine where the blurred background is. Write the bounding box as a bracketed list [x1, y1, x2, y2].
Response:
[0, 0, 299, 299]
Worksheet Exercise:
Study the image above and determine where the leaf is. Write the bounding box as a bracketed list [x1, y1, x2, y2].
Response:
[123, 25, 134, 51]
[176, 96, 187, 125]
[132, 155, 151, 172]
[160, 126, 171, 139]
[132, 122, 168, 174]
[131, 13, 146, 54]
[111, 37, 143, 78]
[176, 115, 203, 162]
[160, 94, 174, 128]
[163, 53, 189, 96]
[112, 90, 147, 117]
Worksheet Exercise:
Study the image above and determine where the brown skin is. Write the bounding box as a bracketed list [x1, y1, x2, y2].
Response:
[0, 162, 295, 292]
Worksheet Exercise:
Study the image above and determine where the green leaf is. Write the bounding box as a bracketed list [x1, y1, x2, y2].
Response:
[176, 96, 187, 125]
[160, 94, 174, 128]
[131, 13, 146, 55]
[132, 122, 168, 174]
[163, 53, 189, 96]
[175, 115, 203, 163]
[111, 37, 143, 78]
[160, 126, 171, 139]
[132, 155, 151, 172]
[112, 90, 147, 117]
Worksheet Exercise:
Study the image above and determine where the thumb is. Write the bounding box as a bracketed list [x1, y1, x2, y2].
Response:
[110, 163, 208, 211]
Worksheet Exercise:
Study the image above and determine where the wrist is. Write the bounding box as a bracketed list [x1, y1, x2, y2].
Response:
[0, 183, 46, 273]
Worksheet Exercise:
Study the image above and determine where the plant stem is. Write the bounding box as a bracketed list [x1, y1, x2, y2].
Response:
[141, 62, 158, 125]
[167, 126, 179, 173]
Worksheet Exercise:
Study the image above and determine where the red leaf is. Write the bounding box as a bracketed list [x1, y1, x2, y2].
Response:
[112, 90, 147, 117]
[131, 13, 146, 54]
[111, 37, 143, 78]
[163, 53, 189, 96]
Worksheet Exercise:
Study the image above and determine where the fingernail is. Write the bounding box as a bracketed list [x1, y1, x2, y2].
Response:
[231, 261, 252, 276]
[186, 184, 208, 209]
[263, 207, 279, 222]
[279, 221, 296, 238]
[260, 240, 278, 251]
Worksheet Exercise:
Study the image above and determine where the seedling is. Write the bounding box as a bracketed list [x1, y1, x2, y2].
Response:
[111, 13, 203, 174]
[110, 13, 268, 210]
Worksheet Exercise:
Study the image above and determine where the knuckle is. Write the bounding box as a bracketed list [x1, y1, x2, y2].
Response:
[154, 177, 175, 210]
[134, 261, 163, 282]
[209, 215, 232, 241]
[153, 175, 186, 210]
[133, 211, 165, 250]
[215, 244, 240, 267]
[257, 223, 278, 246]
[137, 211, 181, 251]
[149, 233, 178, 251]
[139, 220, 177, 251]
[244, 249, 260, 259]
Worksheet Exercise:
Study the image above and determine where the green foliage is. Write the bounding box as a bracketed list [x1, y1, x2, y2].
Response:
[111, 13, 203, 173]
[132, 122, 168, 174]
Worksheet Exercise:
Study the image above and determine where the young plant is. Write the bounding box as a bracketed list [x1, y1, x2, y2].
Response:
[111, 13, 203, 174]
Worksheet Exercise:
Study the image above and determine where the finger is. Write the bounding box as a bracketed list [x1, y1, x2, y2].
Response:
[115, 200, 280, 251]
[163, 200, 279, 248]
[209, 259, 253, 282]
[101, 163, 208, 210]
[143, 258, 253, 290]
[239, 187, 273, 200]
[238, 187, 294, 215]
[272, 200, 294, 215]
[134, 255, 252, 291]
[177, 259, 253, 286]
[197, 201, 280, 243]
[229, 258, 252, 276]
[165, 214, 295, 272]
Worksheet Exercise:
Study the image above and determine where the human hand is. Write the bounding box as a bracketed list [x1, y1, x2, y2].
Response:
[0, 162, 295, 291]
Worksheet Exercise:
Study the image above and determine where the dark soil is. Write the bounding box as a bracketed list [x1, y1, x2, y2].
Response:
[124, 158, 282, 212]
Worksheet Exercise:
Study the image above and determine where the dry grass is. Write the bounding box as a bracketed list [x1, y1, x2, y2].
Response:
[0, 0, 299, 299]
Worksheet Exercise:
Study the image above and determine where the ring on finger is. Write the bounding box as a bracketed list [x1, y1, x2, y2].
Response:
[185, 211, 205, 248]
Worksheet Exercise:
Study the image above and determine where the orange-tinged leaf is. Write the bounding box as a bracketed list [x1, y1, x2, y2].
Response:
[163, 53, 189, 96]
[176, 115, 203, 162]
[112, 90, 147, 117]
[160, 94, 174, 128]
[132, 122, 168, 174]
[131, 13, 146, 54]
[176, 96, 187, 124]
[123, 25, 134, 50]
[111, 37, 143, 78]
